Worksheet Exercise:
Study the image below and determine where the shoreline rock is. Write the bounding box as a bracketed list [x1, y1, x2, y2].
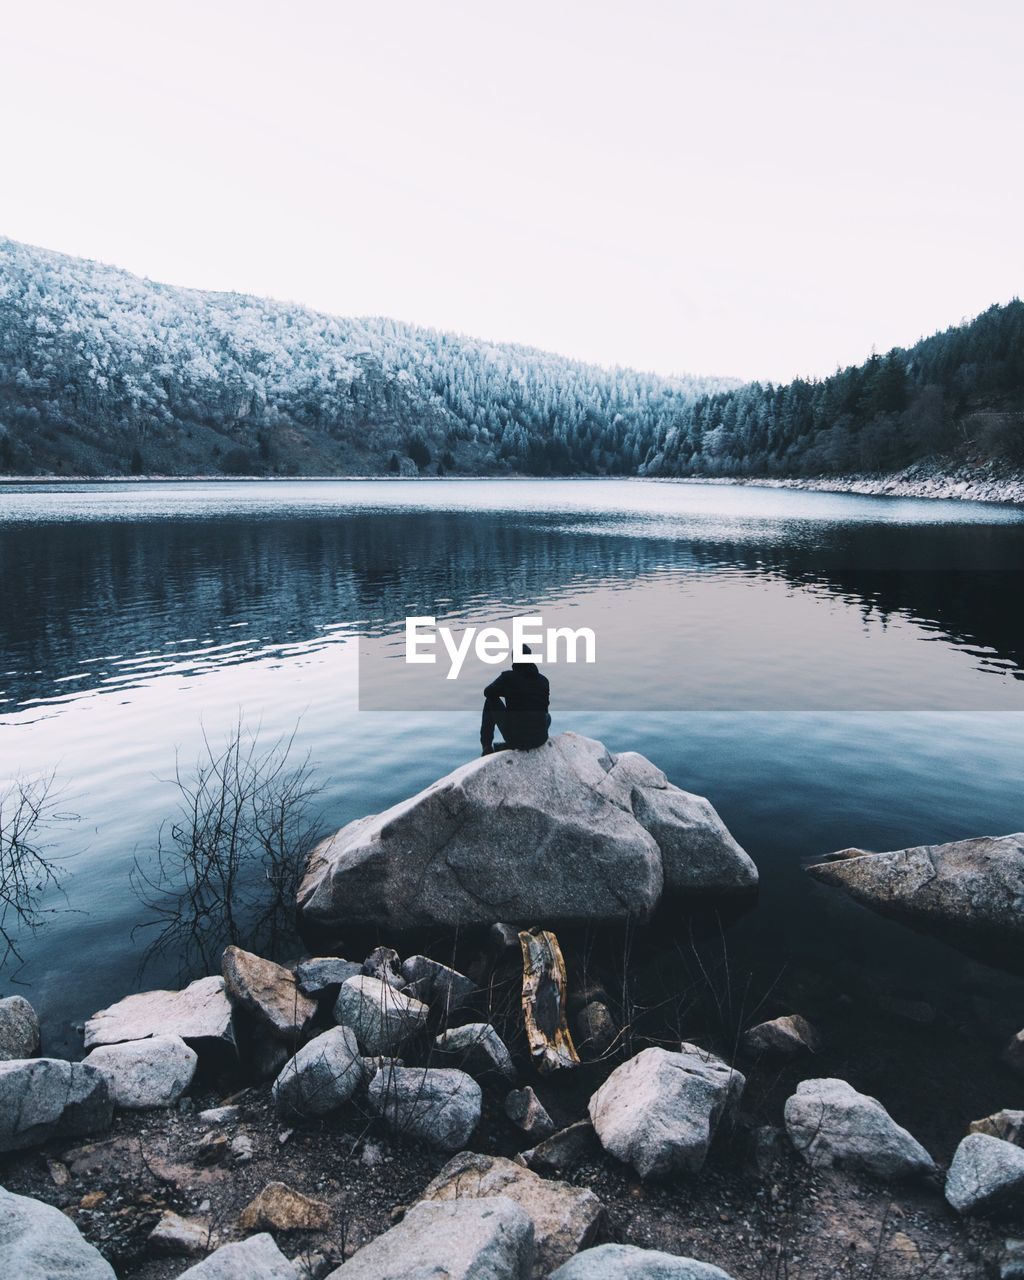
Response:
[588, 1044, 744, 1179]
[84, 975, 237, 1053]
[784, 1078, 936, 1180]
[806, 833, 1024, 972]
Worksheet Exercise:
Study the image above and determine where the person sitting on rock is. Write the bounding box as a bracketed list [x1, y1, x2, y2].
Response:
[480, 645, 551, 755]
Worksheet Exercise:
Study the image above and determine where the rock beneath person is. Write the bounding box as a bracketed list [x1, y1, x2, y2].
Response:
[299, 733, 754, 931]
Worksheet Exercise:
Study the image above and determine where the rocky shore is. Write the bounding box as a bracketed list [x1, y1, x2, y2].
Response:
[2, 737, 1023, 1278]
[668, 460, 1024, 505]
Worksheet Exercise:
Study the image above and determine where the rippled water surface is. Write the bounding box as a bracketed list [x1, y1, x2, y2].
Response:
[1, 478, 1023, 1057]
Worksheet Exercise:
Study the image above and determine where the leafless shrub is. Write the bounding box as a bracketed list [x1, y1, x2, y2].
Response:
[0, 771, 72, 969]
[131, 719, 323, 975]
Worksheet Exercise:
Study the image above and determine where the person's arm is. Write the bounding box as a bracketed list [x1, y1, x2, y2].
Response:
[483, 671, 512, 699]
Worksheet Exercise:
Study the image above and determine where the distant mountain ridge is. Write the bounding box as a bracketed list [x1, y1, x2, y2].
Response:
[0, 238, 732, 477]
[0, 237, 1021, 481]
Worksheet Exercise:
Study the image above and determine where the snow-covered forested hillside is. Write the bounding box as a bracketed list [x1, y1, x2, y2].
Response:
[0, 239, 732, 476]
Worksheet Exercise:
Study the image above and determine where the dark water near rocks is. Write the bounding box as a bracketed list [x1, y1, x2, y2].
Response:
[1, 478, 1023, 1142]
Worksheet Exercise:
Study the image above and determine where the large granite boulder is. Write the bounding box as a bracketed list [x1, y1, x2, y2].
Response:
[0, 1059, 113, 1152]
[945, 1133, 1024, 1215]
[328, 1196, 534, 1279]
[367, 1063, 481, 1150]
[0, 1185, 116, 1278]
[0, 996, 40, 1061]
[83, 1034, 197, 1109]
[807, 833, 1024, 971]
[588, 1045, 744, 1179]
[550, 1245, 735, 1279]
[299, 734, 754, 931]
[421, 1151, 603, 1277]
[84, 975, 236, 1053]
[784, 1078, 936, 1180]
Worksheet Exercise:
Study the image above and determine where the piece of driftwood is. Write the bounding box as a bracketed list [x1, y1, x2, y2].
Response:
[519, 928, 580, 1073]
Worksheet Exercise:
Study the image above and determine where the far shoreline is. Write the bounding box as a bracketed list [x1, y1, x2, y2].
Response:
[1, 463, 1023, 506]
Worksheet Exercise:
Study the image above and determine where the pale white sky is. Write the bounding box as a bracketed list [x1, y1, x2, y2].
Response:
[2, 1, 1021, 382]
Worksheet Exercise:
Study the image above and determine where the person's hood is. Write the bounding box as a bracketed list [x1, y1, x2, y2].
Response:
[512, 661, 540, 676]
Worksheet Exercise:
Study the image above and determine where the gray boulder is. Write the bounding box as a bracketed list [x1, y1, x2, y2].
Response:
[574, 1001, 617, 1059]
[945, 1133, 1024, 1215]
[362, 946, 404, 988]
[550, 1244, 735, 1279]
[740, 1014, 822, 1057]
[807, 833, 1024, 970]
[84, 975, 236, 1053]
[84, 1034, 197, 1109]
[1004, 1029, 1024, 1073]
[0, 996, 40, 1061]
[0, 1185, 116, 1278]
[970, 1110, 1024, 1146]
[334, 976, 428, 1056]
[0, 1058, 113, 1152]
[784, 1078, 936, 1180]
[421, 1150, 603, 1277]
[299, 734, 755, 931]
[328, 1196, 533, 1279]
[518, 1120, 601, 1174]
[272, 1026, 364, 1118]
[401, 954, 476, 1012]
[506, 1086, 555, 1139]
[295, 957, 362, 996]
[588, 1045, 744, 1179]
[221, 946, 316, 1041]
[367, 1063, 481, 1150]
[435, 1023, 516, 1082]
[177, 1232, 296, 1278]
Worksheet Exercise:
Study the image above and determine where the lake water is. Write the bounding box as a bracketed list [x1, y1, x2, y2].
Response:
[2, 478, 1023, 1121]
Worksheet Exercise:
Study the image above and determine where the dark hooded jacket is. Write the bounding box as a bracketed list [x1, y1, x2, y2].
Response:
[483, 661, 550, 748]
